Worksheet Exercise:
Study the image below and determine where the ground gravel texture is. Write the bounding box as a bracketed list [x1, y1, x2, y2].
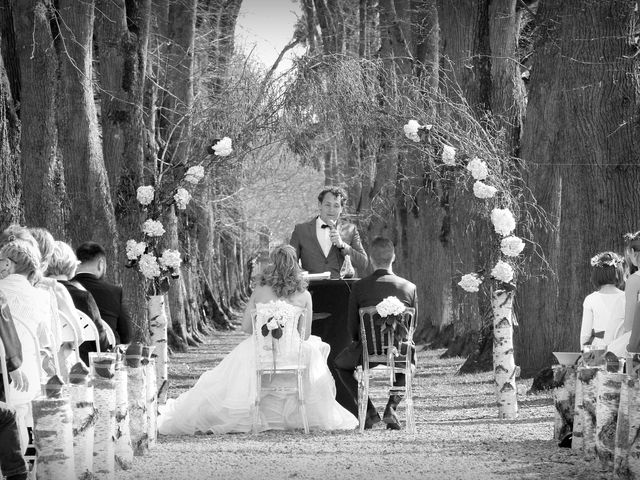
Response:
[116, 330, 609, 480]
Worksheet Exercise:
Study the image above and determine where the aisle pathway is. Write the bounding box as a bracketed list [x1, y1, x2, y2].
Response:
[118, 329, 607, 480]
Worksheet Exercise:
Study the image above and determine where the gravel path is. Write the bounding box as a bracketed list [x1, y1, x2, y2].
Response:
[117, 330, 608, 480]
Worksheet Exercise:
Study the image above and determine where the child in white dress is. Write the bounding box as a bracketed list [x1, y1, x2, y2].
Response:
[580, 251, 625, 351]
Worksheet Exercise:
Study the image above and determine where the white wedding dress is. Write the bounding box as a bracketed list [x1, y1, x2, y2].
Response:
[158, 300, 357, 434]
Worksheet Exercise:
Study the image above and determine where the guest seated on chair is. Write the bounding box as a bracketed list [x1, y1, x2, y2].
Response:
[47, 241, 111, 364]
[335, 237, 418, 430]
[290, 186, 368, 277]
[72, 242, 132, 346]
[0, 290, 29, 480]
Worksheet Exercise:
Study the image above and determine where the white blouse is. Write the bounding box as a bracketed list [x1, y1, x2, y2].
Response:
[580, 290, 625, 348]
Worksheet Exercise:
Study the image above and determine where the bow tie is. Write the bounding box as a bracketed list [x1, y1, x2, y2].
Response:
[321, 224, 331, 229]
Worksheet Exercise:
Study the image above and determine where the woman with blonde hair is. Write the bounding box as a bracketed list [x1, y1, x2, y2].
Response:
[158, 244, 357, 435]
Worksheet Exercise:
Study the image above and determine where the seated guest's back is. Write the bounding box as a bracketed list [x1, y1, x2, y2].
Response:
[72, 242, 132, 346]
[47, 240, 110, 363]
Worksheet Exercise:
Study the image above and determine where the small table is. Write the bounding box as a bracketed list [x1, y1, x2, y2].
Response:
[308, 278, 357, 410]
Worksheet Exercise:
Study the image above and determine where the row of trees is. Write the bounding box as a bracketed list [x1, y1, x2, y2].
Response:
[284, 0, 640, 375]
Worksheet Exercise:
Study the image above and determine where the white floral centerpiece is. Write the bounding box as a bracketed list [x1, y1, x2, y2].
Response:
[376, 296, 408, 344]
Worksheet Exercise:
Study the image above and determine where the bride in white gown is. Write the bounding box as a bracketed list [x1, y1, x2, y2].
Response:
[158, 245, 357, 434]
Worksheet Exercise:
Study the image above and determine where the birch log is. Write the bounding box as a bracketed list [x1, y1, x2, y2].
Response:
[144, 352, 158, 447]
[491, 290, 517, 419]
[31, 375, 76, 480]
[89, 352, 117, 480]
[114, 352, 134, 469]
[68, 362, 94, 480]
[126, 342, 148, 456]
[595, 371, 622, 470]
[573, 372, 584, 451]
[552, 365, 576, 442]
[148, 295, 169, 404]
[579, 367, 599, 460]
[627, 378, 640, 477]
[614, 375, 631, 478]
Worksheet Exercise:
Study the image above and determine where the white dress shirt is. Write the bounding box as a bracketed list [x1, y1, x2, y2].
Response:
[315, 216, 332, 257]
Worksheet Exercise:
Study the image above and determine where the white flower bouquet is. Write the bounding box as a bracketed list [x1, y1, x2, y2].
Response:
[136, 185, 155, 206]
[491, 260, 514, 283]
[500, 236, 525, 257]
[473, 181, 497, 199]
[490, 208, 516, 236]
[142, 219, 166, 237]
[466, 157, 488, 180]
[212, 137, 233, 157]
[458, 273, 483, 293]
[184, 165, 205, 184]
[174, 188, 192, 210]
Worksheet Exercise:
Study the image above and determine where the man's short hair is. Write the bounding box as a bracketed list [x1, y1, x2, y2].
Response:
[318, 186, 347, 206]
[76, 241, 107, 263]
[370, 237, 395, 266]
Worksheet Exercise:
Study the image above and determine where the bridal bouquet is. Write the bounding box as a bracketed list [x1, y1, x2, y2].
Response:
[376, 296, 408, 345]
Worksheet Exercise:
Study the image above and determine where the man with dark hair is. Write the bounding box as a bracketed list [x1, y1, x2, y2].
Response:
[72, 242, 132, 345]
[289, 186, 368, 277]
[335, 237, 418, 430]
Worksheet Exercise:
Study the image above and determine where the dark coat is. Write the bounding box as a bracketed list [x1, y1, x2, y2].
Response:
[71, 273, 132, 345]
[289, 217, 368, 277]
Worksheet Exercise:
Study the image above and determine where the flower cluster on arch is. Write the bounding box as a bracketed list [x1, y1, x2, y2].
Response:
[125, 137, 233, 293]
[402, 120, 525, 293]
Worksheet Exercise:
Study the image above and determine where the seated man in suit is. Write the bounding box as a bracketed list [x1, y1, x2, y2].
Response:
[72, 242, 132, 346]
[335, 237, 418, 430]
[289, 186, 368, 277]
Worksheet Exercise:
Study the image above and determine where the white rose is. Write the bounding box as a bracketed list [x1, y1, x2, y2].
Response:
[136, 185, 155, 206]
[458, 273, 483, 293]
[173, 188, 192, 210]
[491, 260, 514, 283]
[442, 145, 456, 165]
[403, 120, 422, 142]
[142, 219, 166, 237]
[490, 208, 516, 236]
[213, 137, 233, 157]
[184, 165, 205, 184]
[376, 296, 406, 317]
[125, 239, 147, 260]
[138, 253, 161, 279]
[473, 181, 498, 199]
[500, 236, 525, 257]
[159, 249, 182, 270]
[466, 157, 488, 180]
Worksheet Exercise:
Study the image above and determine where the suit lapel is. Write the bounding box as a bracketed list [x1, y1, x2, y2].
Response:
[306, 218, 327, 258]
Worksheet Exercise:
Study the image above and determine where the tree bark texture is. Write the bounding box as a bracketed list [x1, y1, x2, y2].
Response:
[579, 367, 599, 460]
[516, 0, 640, 376]
[614, 375, 631, 478]
[595, 372, 622, 470]
[56, 0, 117, 266]
[12, 0, 65, 234]
[552, 364, 576, 441]
[31, 396, 76, 479]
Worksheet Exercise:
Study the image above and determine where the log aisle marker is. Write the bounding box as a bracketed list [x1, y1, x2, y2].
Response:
[68, 362, 95, 480]
[595, 371, 623, 470]
[143, 345, 158, 447]
[614, 375, 631, 478]
[573, 372, 584, 451]
[114, 349, 134, 469]
[148, 294, 168, 403]
[491, 290, 518, 419]
[579, 367, 599, 460]
[126, 342, 148, 455]
[89, 352, 117, 480]
[552, 365, 576, 442]
[31, 375, 76, 479]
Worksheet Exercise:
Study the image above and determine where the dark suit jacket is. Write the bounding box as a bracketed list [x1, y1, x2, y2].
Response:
[59, 279, 110, 361]
[346, 269, 418, 342]
[290, 217, 368, 277]
[72, 273, 132, 345]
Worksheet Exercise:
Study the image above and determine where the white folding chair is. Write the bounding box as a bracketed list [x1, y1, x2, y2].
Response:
[356, 306, 417, 434]
[59, 313, 81, 364]
[76, 309, 101, 352]
[252, 310, 309, 434]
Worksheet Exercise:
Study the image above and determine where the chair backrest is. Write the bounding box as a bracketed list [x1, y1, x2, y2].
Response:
[9, 316, 46, 406]
[76, 309, 101, 352]
[253, 307, 306, 370]
[358, 306, 416, 364]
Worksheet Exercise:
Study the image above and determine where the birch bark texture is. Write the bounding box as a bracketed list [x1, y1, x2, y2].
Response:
[114, 353, 134, 469]
[89, 353, 117, 480]
[68, 362, 95, 480]
[148, 294, 168, 403]
[552, 365, 576, 442]
[491, 290, 517, 419]
[595, 372, 622, 470]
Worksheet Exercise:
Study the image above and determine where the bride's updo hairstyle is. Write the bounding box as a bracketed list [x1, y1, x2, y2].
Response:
[259, 244, 308, 298]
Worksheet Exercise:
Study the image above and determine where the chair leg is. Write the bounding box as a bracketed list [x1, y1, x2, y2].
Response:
[298, 371, 309, 434]
[405, 357, 415, 434]
[357, 366, 368, 433]
[252, 372, 262, 434]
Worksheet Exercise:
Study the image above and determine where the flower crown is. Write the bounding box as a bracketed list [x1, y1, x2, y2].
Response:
[624, 231, 640, 243]
[590, 252, 623, 268]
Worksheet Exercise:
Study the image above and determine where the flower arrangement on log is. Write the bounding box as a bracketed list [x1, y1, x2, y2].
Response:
[402, 119, 522, 420]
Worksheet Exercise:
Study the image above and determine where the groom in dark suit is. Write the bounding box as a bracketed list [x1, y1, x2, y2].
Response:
[289, 186, 368, 277]
[335, 237, 418, 430]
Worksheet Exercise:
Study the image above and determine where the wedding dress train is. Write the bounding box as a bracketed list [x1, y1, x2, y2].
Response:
[157, 300, 357, 434]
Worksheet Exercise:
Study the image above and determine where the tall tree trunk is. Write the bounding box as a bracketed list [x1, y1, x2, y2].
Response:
[95, 0, 152, 339]
[517, 0, 640, 376]
[0, 39, 21, 225]
[13, 0, 66, 235]
[56, 0, 117, 266]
